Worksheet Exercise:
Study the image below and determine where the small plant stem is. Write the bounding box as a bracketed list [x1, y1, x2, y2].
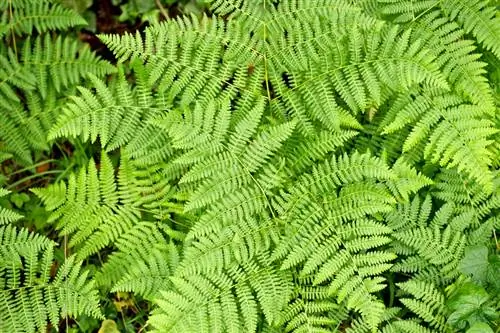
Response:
[8, 159, 56, 176]
[155, 0, 169, 19]
[6, 170, 63, 189]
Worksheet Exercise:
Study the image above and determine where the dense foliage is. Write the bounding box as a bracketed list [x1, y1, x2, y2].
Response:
[0, 0, 499, 332]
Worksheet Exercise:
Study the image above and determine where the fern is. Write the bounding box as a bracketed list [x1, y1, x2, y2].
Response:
[0, 39, 113, 164]
[149, 253, 293, 333]
[387, 195, 487, 285]
[32, 151, 148, 260]
[380, 91, 497, 190]
[3, 0, 499, 331]
[0, 0, 86, 37]
[270, 24, 449, 131]
[397, 280, 448, 331]
[48, 65, 159, 149]
[440, 0, 500, 59]
[0, 49, 35, 112]
[0, 0, 113, 165]
[377, 0, 500, 59]
[96, 222, 179, 300]
[0, 225, 102, 332]
[404, 10, 495, 109]
[21, 34, 115, 98]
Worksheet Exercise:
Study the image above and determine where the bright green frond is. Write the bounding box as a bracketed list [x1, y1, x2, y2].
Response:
[33, 151, 144, 260]
[49, 65, 161, 150]
[21, 34, 115, 99]
[148, 254, 293, 332]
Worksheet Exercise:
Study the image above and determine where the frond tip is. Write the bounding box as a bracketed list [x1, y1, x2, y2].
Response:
[0, 189, 23, 224]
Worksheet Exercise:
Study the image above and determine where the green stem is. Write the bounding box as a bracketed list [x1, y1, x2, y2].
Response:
[6, 170, 63, 190]
[8, 159, 56, 176]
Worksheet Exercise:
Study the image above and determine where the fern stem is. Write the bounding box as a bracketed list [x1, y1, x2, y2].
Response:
[155, 0, 169, 19]
[493, 230, 499, 253]
[8, 159, 57, 176]
[6, 170, 63, 190]
[8, 0, 17, 57]
[54, 162, 75, 183]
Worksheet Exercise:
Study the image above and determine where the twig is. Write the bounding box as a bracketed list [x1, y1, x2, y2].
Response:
[155, 0, 169, 20]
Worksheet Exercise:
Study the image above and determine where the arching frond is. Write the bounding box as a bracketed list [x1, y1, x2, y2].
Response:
[377, 0, 500, 60]
[148, 254, 293, 333]
[381, 91, 497, 191]
[49, 64, 162, 150]
[32, 151, 145, 260]
[21, 34, 115, 99]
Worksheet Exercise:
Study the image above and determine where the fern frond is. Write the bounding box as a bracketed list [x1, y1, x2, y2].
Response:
[393, 225, 466, 283]
[440, 0, 500, 59]
[382, 319, 438, 333]
[0, 225, 51, 264]
[0, 226, 102, 332]
[179, 216, 277, 276]
[0, 49, 36, 111]
[208, 0, 266, 28]
[148, 254, 293, 333]
[33, 151, 143, 260]
[282, 130, 360, 177]
[378, 0, 500, 59]
[397, 280, 448, 331]
[0, 0, 86, 37]
[183, 120, 296, 213]
[269, 152, 422, 330]
[278, 292, 349, 333]
[431, 169, 496, 209]
[21, 34, 115, 99]
[187, 184, 268, 241]
[49, 64, 162, 150]
[381, 91, 497, 191]
[386, 158, 433, 201]
[96, 222, 178, 300]
[407, 10, 495, 109]
[271, 152, 396, 264]
[270, 23, 449, 133]
[99, 14, 259, 108]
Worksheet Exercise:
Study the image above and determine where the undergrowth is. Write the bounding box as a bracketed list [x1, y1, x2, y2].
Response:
[0, 0, 499, 332]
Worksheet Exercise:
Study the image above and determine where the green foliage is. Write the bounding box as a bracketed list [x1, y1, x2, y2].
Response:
[32, 151, 155, 260]
[0, 233, 103, 332]
[377, 0, 500, 58]
[459, 245, 500, 291]
[0, 0, 87, 37]
[0, 188, 23, 224]
[0, 0, 112, 331]
[0, 0, 113, 165]
[445, 245, 500, 332]
[113, 0, 208, 23]
[1, 0, 499, 332]
[447, 282, 497, 332]
[0, 188, 102, 332]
